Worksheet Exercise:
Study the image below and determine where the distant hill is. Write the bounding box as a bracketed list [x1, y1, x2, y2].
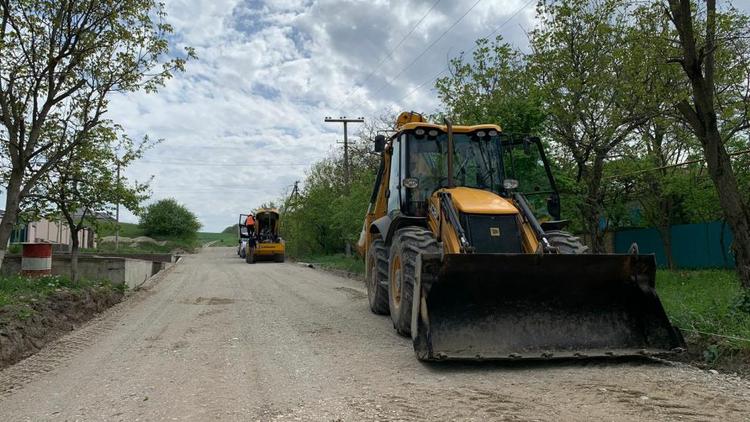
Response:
[222, 224, 239, 234]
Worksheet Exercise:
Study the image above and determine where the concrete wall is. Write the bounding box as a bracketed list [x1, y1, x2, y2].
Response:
[2, 255, 166, 289]
[52, 252, 176, 263]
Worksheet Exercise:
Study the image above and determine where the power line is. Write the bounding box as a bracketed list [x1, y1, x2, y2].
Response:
[365, 0, 485, 104]
[136, 160, 311, 167]
[336, 0, 443, 111]
[603, 149, 750, 180]
[396, 67, 449, 104]
[396, 0, 536, 104]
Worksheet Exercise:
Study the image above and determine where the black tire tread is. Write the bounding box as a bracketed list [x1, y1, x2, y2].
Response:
[388, 227, 440, 336]
[367, 239, 390, 315]
[545, 230, 589, 254]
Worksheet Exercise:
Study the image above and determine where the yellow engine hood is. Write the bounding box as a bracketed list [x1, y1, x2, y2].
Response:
[442, 187, 518, 215]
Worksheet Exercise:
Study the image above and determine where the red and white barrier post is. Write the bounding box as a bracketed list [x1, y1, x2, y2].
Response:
[21, 243, 53, 277]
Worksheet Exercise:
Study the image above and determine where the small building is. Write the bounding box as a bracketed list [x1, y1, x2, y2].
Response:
[2, 210, 102, 250]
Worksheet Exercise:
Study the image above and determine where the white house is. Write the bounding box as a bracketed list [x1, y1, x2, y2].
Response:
[2, 210, 99, 250]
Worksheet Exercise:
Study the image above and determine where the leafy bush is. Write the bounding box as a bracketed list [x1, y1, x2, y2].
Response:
[139, 198, 201, 239]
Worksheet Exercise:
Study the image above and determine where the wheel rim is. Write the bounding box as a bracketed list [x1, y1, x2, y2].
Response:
[390, 256, 402, 310]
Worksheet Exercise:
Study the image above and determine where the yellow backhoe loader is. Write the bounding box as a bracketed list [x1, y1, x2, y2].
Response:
[357, 112, 685, 361]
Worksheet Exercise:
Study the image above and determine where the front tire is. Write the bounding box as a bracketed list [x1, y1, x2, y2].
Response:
[366, 239, 389, 315]
[388, 228, 440, 336]
[545, 230, 589, 254]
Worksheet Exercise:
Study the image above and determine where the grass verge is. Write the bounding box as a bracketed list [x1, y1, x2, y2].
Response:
[299, 254, 365, 275]
[656, 269, 750, 373]
[0, 274, 123, 314]
[0, 275, 124, 368]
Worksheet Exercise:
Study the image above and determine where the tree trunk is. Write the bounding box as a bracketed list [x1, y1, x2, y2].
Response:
[668, 0, 750, 289]
[704, 142, 750, 288]
[580, 157, 607, 253]
[580, 200, 606, 253]
[657, 224, 675, 269]
[70, 229, 80, 283]
[0, 173, 25, 270]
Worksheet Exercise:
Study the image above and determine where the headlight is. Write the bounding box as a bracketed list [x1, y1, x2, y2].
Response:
[476, 130, 486, 137]
[403, 177, 419, 189]
[503, 179, 519, 190]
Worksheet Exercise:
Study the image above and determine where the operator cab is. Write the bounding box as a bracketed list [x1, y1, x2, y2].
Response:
[383, 123, 561, 221]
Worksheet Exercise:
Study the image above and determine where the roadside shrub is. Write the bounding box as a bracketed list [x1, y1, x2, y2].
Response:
[139, 198, 201, 239]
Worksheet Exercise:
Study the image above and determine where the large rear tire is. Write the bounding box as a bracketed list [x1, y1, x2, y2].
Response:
[545, 230, 589, 254]
[275, 253, 285, 263]
[245, 247, 256, 264]
[366, 239, 389, 315]
[388, 228, 440, 336]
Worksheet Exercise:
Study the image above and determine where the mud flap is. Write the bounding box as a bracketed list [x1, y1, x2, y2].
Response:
[411, 253, 685, 361]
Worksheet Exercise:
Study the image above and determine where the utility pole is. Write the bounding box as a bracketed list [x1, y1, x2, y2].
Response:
[324, 116, 364, 188]
[114, 160, 121, 251]
[286, 180, 300, 211]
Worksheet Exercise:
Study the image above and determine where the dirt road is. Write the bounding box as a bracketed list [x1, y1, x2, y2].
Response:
[0, 247, 748, 421]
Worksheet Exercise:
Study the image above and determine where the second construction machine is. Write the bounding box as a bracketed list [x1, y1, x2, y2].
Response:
[357, 112, 684, 361]
[245, 208, 285, 263]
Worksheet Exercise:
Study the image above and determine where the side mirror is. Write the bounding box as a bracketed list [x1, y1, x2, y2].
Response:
[547, 194, 561, 220]
[374, 135, 386, 153]
[524, 136, 541, 155]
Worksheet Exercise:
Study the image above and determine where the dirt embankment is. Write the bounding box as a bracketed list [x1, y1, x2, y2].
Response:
[0, 287, 123, 369]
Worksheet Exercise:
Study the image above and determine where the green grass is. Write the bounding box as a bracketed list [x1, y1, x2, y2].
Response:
[656, 269, 750, 351]
[98, 223, 237, 251]
[302, 254, 365, 275]
[0, 275, 121, 318]
[197, 232, 237, 247]
[95, 222, 201, 253]
[98, 222, 145, 238]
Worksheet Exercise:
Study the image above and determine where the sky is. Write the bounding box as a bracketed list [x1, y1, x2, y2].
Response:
[106, 0, 539, 232]
[105, 0, 750, 232]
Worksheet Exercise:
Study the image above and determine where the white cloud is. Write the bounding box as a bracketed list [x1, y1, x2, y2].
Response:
[107, 0, 535, 231]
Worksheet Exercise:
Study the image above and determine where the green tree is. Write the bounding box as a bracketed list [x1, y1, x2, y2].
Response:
[34, 126, 151, 281]
[0, 0, 194, 266]
[662, 0, 750, 289]
[140, 199, 201, 240]
[280, 126, 381, 257]
[528, 0, 661, 252]
[435, 36, 544, 133]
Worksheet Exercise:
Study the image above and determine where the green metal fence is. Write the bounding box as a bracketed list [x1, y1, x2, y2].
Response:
[613, 221, 735, 269]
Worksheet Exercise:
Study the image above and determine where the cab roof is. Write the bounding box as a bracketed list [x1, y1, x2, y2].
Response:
[398, 122, 503, 133]
[255, 208, 280, 216]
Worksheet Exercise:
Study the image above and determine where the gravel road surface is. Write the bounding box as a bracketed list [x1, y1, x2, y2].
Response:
[1, 247, 748, 421]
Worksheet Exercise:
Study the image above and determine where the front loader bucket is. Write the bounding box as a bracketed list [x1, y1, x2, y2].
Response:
[411, 253, 685, 361]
